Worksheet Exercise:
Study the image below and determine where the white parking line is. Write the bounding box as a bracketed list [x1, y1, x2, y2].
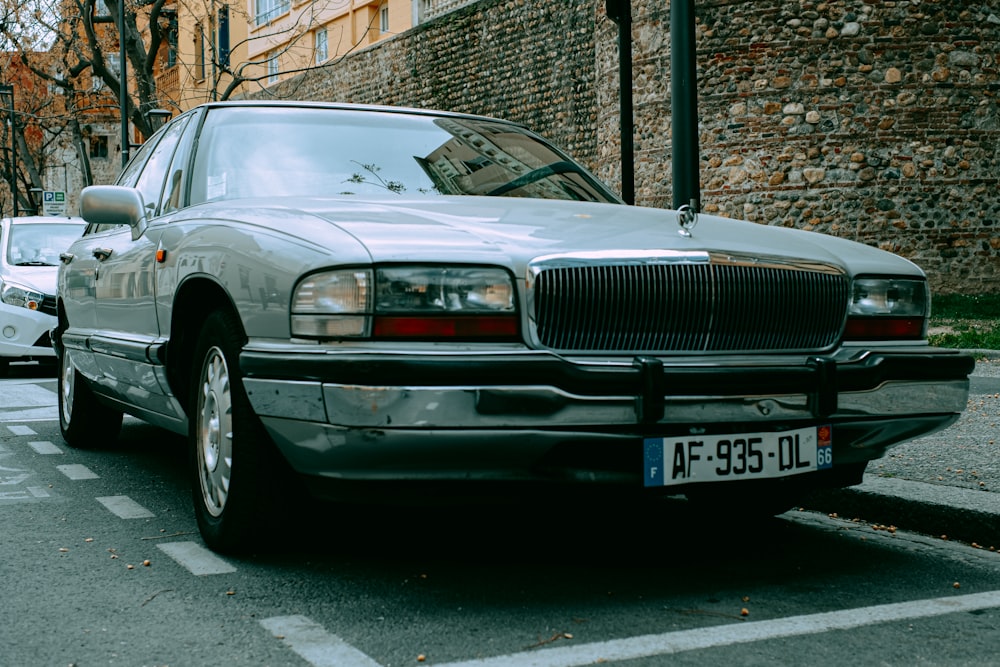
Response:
[435, 590, 1000, 667]
[260, 616, 381, 667]
[0, 385, 56, 408]
[56, 464, 99, 480]
[96, 495, 155, 519]
[28, 441, 63, 455]
[28, 486, 50, 498]
[156, 541, 237, 576]
[6, 425, 36, 436]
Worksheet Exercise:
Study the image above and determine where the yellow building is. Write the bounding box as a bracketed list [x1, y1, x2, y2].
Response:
[157, 0, 412, 112]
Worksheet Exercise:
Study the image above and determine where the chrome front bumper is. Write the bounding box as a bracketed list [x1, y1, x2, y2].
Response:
[240, 347, 974, 484]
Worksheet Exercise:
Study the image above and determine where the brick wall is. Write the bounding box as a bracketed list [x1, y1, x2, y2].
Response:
[258, 0, 1000, 293]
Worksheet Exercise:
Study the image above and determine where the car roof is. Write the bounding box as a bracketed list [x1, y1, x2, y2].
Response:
[192, 100, 529, 128]
[1, 216, 85, 226]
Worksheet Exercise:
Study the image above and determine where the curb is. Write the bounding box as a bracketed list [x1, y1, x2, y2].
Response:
[803, 475, 1000, 549]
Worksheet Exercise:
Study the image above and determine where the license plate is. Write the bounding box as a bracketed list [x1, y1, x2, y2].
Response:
[643, 425, 832, 488]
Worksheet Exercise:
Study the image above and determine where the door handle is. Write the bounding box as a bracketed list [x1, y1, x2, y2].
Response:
[92, 247, 113, 261]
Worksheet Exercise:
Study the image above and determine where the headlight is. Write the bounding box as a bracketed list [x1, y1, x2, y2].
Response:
[291, 270, 372, 337]
[376, 267, 514, 312]
[291, 266, 518, 340]
[1, 280, 45, 311]
[844, 277, 928, 340]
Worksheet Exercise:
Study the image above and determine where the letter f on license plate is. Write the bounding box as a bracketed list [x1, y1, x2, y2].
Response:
[643, 425, 832, 488]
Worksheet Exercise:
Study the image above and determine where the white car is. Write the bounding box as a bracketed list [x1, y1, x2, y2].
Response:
[0, 215, 86, 375]
[56, 101, 974, 553]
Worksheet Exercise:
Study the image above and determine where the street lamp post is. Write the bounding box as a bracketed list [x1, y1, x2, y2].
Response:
[119, 0, 129, 169]
[0, 84, 17, 217]
[605, 0, 635, 205]
[29, 187, 43, 215]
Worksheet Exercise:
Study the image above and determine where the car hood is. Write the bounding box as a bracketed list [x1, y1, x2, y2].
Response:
[205, 196, 923, 278]
[1, 264, 59, 296]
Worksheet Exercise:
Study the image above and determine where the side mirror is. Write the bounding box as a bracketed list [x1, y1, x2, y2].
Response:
[80, 185, 148, 240]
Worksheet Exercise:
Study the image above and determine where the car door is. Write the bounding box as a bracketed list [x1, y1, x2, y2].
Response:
[89, 116, 191, 417]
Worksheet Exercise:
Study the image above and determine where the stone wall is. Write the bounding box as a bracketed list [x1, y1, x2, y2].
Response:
[259, 0, 1000, 293]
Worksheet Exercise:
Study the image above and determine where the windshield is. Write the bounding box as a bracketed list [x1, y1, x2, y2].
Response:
[189, 107, 620, 205]
[5, 223, 84, 266]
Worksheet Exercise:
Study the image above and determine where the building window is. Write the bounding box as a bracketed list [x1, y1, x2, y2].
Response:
[268, 54, 279, 84]
[195, 23, 205, 80]
[218, 5, 231, 67]
[90, 136, 109, 159]
[255, 0, 289, 25]
[380, 5, 389, 33]
[315, 28, 328, 64]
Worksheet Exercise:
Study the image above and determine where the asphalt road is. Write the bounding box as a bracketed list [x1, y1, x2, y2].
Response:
[803, 355, 1000, 549]
[2, 360, 1000, 666]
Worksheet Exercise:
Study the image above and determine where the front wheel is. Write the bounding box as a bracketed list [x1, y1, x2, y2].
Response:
[190, 310, 286, 553]
[58, 347, 123, 447]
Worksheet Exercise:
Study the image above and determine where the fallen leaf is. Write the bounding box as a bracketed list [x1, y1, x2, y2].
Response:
[58, 548, 69, 553]
[127, 564, 135, 570]
[740, 608, 750, 617]
[953, 582, 961, 589]
[143, 560, 151, 567]
[417, 655, 426, 663]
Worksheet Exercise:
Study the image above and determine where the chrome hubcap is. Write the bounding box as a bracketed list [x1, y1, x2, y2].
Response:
[60, 351, 74, 425]
[197, 347, 233, 518]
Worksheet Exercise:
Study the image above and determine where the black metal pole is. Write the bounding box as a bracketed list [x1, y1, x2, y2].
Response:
[606, 0, 635, 205]
[119, 0, 129, 169]
[671, 0, 700, 211]
[1, 85, 17, 217]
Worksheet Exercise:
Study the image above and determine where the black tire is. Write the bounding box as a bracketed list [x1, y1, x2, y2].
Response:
[58, 347, 123, 447]
[190, 309, 286, 554]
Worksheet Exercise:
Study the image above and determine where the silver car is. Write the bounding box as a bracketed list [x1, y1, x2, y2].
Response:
[0, 215, 85, 375]
[55, 101, 974, 552]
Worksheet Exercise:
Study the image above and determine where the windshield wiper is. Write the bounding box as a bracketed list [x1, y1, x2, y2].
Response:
[485, 161, 591, 197]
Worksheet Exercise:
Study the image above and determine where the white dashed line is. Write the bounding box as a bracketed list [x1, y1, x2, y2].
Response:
[28, 441, 63, 455]
[260, 616, 382, 667]
[0, 385, 56, 408]
[96, 495, 155, 519]
[156, 541, 237, 576]
[6, 425, 36, 436]
[27, 486, 50, 498]
[433, 590, 1000, 667]
[56, 464, 99, 480]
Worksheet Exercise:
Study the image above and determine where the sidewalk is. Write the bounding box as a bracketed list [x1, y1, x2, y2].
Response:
[804, 355, 1000, 548]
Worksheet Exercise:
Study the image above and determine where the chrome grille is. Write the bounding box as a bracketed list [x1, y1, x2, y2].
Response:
[531, 260, 849, 352]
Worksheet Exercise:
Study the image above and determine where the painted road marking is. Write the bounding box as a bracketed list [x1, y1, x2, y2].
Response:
[0, 407, 59, 422]
[96, 495, 155, 519]
[436, 590, 1000, 667]
[56, 464, 99, 480]
[28, 441, 63, 455]
[260, 616, 381, 667]
[258, 590, 1000, 667]
[0, 385, 56, 408]
[157, 541, 237, 576]
[6, 425, 36, 436]
[28, 486, 50, 498]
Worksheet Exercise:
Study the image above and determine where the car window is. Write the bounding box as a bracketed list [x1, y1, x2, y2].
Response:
[159, 114, 196, 215]
[188, 107, 619, 205]
[6, 223, 85, 266]
[132, 116, 192, 218]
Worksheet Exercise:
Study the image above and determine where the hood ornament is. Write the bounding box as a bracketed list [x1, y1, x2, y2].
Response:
[677, 201, 699, 238]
